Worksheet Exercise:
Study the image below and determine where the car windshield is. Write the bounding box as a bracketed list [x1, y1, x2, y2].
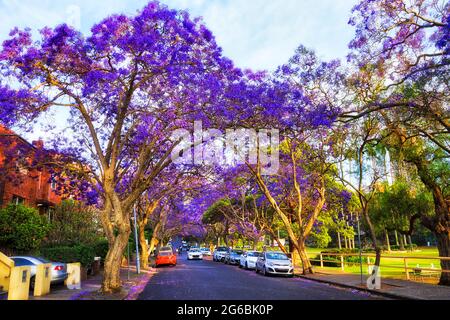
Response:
[217, 247, 229, 252]
[232, 251, 243, 255]
[190, 249, 201, 252]
[266, 253, 289, 260]
[160, 247, 172, 252]
[248, 252, 261, 257]
[159, 252, 172, 257]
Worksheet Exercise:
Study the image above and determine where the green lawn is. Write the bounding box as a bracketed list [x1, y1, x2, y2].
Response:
[304, 247, 442, 284]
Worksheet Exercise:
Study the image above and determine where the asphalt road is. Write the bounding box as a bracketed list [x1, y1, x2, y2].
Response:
[138, 255, 384, 300]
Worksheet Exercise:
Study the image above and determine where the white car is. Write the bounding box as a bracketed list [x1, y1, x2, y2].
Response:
[187, 249, 203, 260]
[200, 248, 212, 256]
[213, 247, 230, 262]
[239, 251, 262, 270]
[255, 252, 294, 277]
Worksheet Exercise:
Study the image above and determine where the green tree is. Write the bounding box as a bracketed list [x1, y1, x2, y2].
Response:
[370, 180, 434, 251]
[0, 204, 50, 254]
[45, 200, 102, 247]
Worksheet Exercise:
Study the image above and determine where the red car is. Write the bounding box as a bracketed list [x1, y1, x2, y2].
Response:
[155, 249, 177, 267]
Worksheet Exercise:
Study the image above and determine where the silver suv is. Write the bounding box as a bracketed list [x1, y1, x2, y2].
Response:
[213, 247, 229, 262]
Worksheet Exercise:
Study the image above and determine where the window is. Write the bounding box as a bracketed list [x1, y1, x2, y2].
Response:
[266, 253, 289, 260]
[12, 258, 33, 267]
[11, 195, 25, 205]
[248, 252, 261, 257]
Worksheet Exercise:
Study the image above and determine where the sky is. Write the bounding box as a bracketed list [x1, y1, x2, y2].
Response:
[0, 0, 359, 141]
[0, 0, 358, 70]
[1, 0, 372, 183]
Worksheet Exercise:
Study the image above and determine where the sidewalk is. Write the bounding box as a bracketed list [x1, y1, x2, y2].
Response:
[30, 265, 156, 301]
[295, 268, 450, 300]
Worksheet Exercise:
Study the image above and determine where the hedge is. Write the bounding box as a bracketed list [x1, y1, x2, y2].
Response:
[40, 245, 96, 268]
[93, 239, 109, 264]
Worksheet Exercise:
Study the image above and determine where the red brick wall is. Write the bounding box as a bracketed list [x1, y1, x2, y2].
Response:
[0, 125, 63, 209]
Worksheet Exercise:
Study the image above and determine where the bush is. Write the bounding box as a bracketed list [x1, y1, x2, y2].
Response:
[45, 200, 102, 247]
[40, 245, 96, 268]
[93, 239, 109, 263]
[384, 244, 418, 251]
[311, 249, 375, 267]
[0, 204, 50, 254]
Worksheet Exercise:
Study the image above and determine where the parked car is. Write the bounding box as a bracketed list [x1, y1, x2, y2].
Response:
[159, 246, 174, 253]
[155, 248, 177, 267]
[187, 248, 203, 260]
[10, 256, 68, 288]
[225, 250, 243, 265]
[255, 252, 294, 277]
[240, 251, 262, 270]
[200, 248, 211, 256]
[213, 247, 230, 262]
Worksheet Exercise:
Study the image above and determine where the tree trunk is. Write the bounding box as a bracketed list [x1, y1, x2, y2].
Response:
[399, 234, 405, 251]
[361, 206, 382, 269]
[138, 222, 149, 270]
[337, 232, 342, 249]
[296, 238, 313, 274]
[102, 224, 131, 293]
[394, 230, 399, 246]
[385, 229, 391, 252]
[436, 231, 450, 286]
[148, 221, 162, 255]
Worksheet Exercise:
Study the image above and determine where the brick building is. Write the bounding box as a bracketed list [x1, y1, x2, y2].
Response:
[0, 125, 63, 217]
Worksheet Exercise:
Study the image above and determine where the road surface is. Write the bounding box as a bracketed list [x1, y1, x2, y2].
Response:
[138, 255, 384, 300]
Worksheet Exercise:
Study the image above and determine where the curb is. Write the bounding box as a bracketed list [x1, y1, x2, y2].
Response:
[123, 269, 156, 300]
[294, 274, 419, 300]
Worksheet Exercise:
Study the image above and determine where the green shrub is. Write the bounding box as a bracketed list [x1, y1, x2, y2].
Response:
[311, 249, 375, 267]
[93, 239, 109, 263]
[0, 204, 50, 254]
[45, 200, 102, 247]
[40, 245, 95, 268]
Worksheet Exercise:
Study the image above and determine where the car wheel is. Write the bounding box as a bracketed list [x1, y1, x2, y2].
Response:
[245, 262, 249, 270]
[263, 266, 268, 277]
[255, 266, 259, 274]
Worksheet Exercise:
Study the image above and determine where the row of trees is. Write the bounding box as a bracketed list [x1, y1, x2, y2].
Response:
[0, 0, 448, 290]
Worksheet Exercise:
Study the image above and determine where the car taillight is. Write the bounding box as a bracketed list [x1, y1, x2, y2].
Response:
[54, 265, 63, 271]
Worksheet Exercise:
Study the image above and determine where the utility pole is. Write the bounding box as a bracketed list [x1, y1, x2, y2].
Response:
[133, 205, 141, 274]
[127, 242, 130, 280]
[356, 214, 363, 286]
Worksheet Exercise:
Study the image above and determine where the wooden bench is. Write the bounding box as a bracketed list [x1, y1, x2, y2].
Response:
[412, 266, 441, 282]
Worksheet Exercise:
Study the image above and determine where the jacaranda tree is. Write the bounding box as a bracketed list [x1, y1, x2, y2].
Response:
[0, 2, 241, 292]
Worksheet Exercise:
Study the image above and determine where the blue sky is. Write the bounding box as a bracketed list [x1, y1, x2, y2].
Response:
[0, 0, 358, 71]
[1, 0, 359, 142]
